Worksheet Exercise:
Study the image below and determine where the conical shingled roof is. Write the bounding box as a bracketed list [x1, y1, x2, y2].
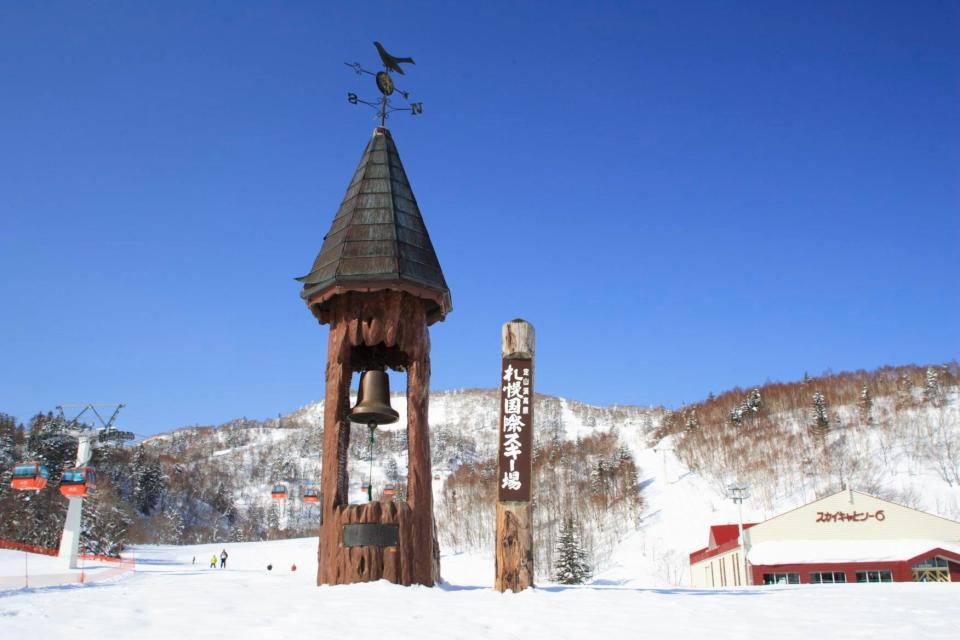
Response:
[297, 127, 452, 325]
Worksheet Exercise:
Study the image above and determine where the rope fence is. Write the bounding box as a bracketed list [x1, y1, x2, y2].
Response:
[0, 538, 135, 591]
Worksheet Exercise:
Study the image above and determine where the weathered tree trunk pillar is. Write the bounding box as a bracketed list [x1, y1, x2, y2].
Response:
[407, 350, 442, 584]
[317, 315, 351, 584]
[320, 320, 352, 531]
[495, 319, 535, 592]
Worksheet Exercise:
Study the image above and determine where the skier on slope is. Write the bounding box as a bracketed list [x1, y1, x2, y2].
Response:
[220, 549, 228, 569]
[209, 554, 217, 568]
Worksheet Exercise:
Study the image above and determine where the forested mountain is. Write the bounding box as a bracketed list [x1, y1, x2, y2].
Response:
[657, 363, 960, 509]
[1, 362, 957, 582]
[0, 391, 655, 574]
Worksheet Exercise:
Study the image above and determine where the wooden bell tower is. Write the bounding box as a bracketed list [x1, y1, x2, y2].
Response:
[298, 126, 451, 586]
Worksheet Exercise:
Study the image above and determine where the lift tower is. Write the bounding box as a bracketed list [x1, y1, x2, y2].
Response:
[55, 404, 132, 569]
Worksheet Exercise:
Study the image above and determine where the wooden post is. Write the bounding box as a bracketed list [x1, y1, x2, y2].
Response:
[495, 319, 535, 592]
[317, 317, 351, 585]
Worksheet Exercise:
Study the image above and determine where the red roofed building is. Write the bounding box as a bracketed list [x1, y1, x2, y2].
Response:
[689, 489, 960, 587]
[689, 523, 758, 587]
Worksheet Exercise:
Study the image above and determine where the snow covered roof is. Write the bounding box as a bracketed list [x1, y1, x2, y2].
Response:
[747, 539, 960, 565]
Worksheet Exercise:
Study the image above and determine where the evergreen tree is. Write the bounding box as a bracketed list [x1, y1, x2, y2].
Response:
[18, 491, 63, 548]
[858, 384, 873, 426]
[0, 416, 15, 527]
[810, 392, 829, 442]
[26, 412, 75, 479]
[130, 446, 166, 515]
[81, 483, 131, 556]
[728, 406, 743, 427]
[0, 413, 17, 469]
[590, 461, 607, 495]
[0, 414, 18, 515]
[924, 367, 943, 407]
[211, 481, 236, 525]
[739, 388, 763, 429]
[553, 517, 591, 585]
[269, 450, 298, 483]
[896, 372, 914, 410]
[267, 502, 280, 533]
[245, 505, 265, 541]
[130, 446, 148, 511]
[286, 496, 298, 531]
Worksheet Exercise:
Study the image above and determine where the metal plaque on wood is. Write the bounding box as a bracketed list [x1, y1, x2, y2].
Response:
[342, 523, 399, 547]
[497, 358, 533, 501]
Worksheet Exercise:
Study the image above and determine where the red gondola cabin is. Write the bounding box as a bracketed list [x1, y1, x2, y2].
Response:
[60, 467, 96, 498]
[302, 488, 320, 503]
[11, 462, 50, 491]
[271, 484, 288, 500]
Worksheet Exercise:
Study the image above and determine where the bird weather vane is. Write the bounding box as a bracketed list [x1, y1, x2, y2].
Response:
[345, 41, 423, 127]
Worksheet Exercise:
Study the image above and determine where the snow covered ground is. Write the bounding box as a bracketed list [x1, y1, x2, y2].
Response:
[2, 538, 959, 639]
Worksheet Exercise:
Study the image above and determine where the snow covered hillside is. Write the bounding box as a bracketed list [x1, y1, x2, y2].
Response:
[128, 364, 960, 587]
[135, 388, 661, 565]
[3, 364, 956, 589]
[2, 538, 959, 640]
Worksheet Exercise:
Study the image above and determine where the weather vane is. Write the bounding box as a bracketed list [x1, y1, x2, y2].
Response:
[345, 41, 423, 127]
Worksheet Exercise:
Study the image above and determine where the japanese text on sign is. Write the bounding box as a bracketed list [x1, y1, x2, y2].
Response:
[815, 510, 886, 523]
[498, 359, 533, 501]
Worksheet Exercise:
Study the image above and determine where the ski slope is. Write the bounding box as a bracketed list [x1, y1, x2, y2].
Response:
[2, 538, 959, 639]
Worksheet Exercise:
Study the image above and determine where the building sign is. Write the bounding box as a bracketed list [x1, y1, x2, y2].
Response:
[497, 359, 533, 501]
[816, 510, 886, 523]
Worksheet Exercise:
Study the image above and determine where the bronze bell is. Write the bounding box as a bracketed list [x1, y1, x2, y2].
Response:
[349, 370, 400, 425]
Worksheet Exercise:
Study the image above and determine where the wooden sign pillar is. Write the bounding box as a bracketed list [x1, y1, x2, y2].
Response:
[495, 319, 535, 592]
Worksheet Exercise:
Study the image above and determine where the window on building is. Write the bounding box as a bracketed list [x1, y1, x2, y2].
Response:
[912, 556, 950, 582]
[762, 572, 800, 585]
[810, 571, 846, 584]
[912, 557, 947, 569]
[855, 570, 893, 583]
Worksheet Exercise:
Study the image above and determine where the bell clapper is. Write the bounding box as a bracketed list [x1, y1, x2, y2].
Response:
[367, 421, 376, 502]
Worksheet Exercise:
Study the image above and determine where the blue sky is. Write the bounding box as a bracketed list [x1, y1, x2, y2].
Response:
[1, 1, 957, 435]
